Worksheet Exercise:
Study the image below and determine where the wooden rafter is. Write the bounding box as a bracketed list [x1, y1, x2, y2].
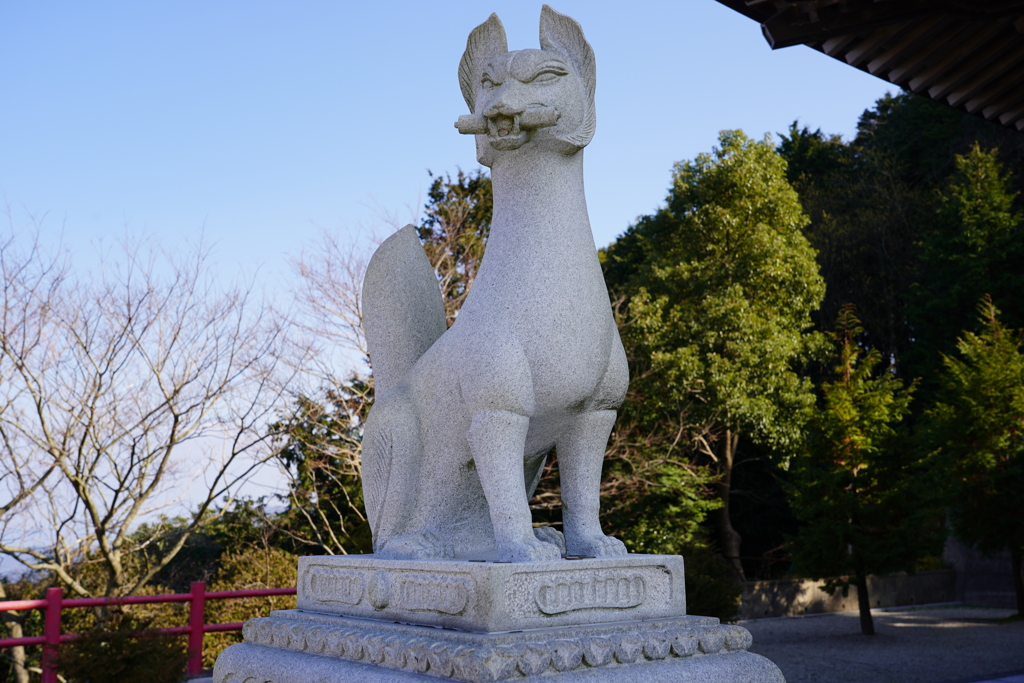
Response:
[715, 0, 1024, 131]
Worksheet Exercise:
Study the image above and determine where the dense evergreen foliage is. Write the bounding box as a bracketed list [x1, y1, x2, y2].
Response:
[779, 92, 1024, 385]
[788, 307, 943, 634]
[910, 145, 1024, 398]
[926, 299, 1024, 614]
[56, 613, 188, 683]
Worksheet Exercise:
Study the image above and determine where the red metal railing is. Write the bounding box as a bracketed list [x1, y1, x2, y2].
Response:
[0, 582, 296, 682]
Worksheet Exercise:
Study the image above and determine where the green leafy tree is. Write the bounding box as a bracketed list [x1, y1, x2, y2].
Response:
[417, 168, 493, 326]
[788, 306, 942, 635]
[928, 298, 1024, 615]
[603, 130, 826, 580]
[779, 93, 1024, 380]
[271, 380, 374, 556]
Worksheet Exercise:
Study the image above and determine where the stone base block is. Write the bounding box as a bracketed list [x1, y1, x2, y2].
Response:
[212, 610, 785, 682]
[296, 553, 685, 632]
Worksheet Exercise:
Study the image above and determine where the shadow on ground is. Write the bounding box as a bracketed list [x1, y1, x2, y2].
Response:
[743, 606, 1024, 683]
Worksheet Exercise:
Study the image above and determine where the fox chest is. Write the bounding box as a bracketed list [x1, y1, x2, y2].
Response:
[452, 241, 623, 414]
[517, 297, 620, 411]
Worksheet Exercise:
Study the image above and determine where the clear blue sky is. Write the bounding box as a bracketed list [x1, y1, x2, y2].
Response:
[1, 1, 894, 283]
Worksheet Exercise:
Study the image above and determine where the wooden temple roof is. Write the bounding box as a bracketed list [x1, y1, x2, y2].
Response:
[714, 0, 1024, 131]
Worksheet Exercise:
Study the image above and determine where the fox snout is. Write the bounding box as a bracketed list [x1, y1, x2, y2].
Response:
[454, 106, 560, 141]
[482, 100, 524, 119]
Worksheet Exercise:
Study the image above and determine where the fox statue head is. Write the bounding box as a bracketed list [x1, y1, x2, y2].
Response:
[455, 5, 597, 166]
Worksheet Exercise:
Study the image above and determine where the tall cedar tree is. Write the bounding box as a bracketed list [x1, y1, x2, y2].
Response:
[778, 92, 1024, 385]
[909, 144, 1024, 399]
[788, 306, 944, 635]
[602, 130, 826, 581]
[927, 298, 1024, 615]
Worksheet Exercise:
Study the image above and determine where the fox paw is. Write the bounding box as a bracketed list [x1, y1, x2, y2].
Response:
[499, 533, 562, 563]
[377, 533, 453, 560]
[566, 533, 627, 558]
[533, 526, 567, 555]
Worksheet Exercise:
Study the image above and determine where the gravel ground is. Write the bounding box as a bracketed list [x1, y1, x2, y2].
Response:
[743, 605, 1024, 683]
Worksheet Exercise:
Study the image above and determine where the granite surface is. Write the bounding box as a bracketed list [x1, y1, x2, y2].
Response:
[359, 5, 626, 565]
[296, 554, 685, 632]
[212, 610, 784, 682]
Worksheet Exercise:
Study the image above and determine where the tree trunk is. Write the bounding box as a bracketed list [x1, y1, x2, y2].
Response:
[1012, 548, 1024, 617]
[854, 562, 875, 636]
[715, 429, 746, 582]
[0, 611, 29, 683]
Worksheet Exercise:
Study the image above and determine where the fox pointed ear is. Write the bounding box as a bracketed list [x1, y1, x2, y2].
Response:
[459, 13, 508, 113]
[539, 5, 596, 150]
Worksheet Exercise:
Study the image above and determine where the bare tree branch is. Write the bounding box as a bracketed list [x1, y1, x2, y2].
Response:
[0, 220, 311, 598]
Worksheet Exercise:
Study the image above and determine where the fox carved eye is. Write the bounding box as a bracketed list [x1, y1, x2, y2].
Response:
[529, 67, 568, 84]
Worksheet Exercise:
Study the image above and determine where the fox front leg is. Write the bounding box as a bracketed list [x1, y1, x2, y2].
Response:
[467, 410, 561, 563]
[557, 409, 627, 558]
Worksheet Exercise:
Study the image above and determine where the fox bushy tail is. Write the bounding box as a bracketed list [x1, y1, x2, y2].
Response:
[361, 224, 447, 395]
[360, 225, 446, 546]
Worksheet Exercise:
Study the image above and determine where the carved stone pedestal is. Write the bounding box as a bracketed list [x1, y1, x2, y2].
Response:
[212, 555, 785, 682]
[295, 554, 687, 631]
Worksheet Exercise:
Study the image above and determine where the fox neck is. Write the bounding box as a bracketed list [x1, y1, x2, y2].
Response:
[487, 146, 593, 254]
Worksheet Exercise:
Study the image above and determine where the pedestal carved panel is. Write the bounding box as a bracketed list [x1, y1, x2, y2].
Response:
[296, 554, 685, 632]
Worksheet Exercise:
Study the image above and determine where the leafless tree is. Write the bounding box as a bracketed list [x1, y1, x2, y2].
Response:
[0, 221, 308, 600]
[290, 170, 487, 374]
[281, 228, 380, 555]
[292, 229, 377, 377]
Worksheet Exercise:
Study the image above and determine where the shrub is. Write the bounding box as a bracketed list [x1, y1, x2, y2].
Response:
[56, 613, 187, 683]
[682, 544, 742, 623]
[202, 546, 298, 668]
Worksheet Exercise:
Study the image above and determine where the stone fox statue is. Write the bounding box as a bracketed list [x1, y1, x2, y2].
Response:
[360, 6, 628, 563]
